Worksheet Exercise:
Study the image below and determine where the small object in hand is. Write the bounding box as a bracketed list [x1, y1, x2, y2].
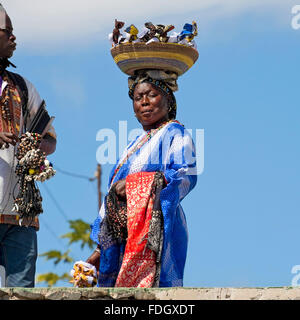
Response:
[70, 261, 98, 288]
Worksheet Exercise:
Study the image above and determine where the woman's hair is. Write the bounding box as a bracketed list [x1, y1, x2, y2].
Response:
[149, 82, 177, 120]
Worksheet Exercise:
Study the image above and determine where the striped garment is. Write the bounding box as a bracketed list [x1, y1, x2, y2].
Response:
[90, 121, 197, 287]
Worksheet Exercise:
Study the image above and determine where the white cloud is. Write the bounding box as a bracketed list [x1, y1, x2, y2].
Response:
[0, 0, 295, 52]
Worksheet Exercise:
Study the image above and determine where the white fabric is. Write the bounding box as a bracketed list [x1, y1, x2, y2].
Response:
[0, 4, 7, 30]
[70, 261, 97, 287]
[0, 144, 18, 215]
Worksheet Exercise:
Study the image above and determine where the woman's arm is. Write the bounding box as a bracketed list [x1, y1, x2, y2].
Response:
[113, 179, 126, 199]
[163, 124, 198, 201]
[86, 245, 101, 273]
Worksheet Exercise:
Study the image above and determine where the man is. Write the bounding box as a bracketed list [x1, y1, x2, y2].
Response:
[0, 4, 57, 287]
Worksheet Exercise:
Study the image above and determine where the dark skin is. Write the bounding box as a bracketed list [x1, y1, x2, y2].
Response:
[86, 245, 100, 277]
[0, 15, 16, 59]
[0, 14, 56, 155]
[86, 82, 170, 269]
[0, 15, 17, 149]
[0, 132, 18, 148]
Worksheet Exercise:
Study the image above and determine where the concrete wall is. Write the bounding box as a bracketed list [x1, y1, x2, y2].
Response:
[1, 287, 300, 300]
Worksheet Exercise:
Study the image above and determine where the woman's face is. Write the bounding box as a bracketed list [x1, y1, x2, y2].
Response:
[133, 82, 169, 130]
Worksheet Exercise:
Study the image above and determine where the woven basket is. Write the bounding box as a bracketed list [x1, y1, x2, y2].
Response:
[111, 42, 199, 76]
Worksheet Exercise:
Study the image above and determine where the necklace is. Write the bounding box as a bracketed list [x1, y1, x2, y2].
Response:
[0, 75, 15, 135]
[110, 119, 181, 185]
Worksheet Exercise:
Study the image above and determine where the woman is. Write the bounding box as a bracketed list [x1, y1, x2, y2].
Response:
[87, 69, 197, 288]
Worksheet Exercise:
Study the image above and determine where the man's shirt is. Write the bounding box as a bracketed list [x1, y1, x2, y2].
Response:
[0, 76, 56, 219]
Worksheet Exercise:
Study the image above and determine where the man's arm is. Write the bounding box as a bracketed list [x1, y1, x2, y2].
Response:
[40, 133, 56, 155]
[24, 77, 57, 155]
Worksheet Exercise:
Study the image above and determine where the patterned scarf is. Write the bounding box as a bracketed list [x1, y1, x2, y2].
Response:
[99, 171, 166, 287]
[0, 71, 22, 135]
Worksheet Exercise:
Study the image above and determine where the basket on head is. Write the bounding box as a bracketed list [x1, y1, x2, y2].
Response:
[111, 42, 199, 76]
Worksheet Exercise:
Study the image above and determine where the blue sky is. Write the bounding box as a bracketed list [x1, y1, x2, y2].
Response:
[2, 0, 300, 287]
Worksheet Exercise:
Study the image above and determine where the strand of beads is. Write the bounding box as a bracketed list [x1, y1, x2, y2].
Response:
[1, 93, 12, 121]
[16, 132, 42, 160]
[26, 159, 56, 182]
[0, 82, 15, 122]
[19, 149, 45, 166]
[0, 84, 14, 149]
[13, 175, 43, 219]
[14, 132, 56, 219]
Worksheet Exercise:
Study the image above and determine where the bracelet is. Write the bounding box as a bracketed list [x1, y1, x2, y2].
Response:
[95, 247, 100, 253]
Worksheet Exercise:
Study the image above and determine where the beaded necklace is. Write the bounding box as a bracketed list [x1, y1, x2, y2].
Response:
[110, 119, 181, 185]
[0, 74, 18, 136]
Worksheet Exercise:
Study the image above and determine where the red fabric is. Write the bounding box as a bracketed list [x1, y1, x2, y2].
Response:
[115, 172, 157, 288]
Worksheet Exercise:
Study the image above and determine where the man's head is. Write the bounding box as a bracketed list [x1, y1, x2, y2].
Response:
[0, 4, 16, 59]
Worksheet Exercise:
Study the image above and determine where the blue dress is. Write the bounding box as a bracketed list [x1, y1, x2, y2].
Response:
[90, 121, 197, 287]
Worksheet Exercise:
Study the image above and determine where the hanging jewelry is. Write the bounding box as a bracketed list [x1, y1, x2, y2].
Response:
[13, 132, 56, 220]
[0, 81, 14, 146]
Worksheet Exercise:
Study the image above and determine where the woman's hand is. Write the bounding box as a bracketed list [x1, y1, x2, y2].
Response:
[86, 248, 100, 276]
[114, 179, 126, 199]
[0, 132, 18, 149]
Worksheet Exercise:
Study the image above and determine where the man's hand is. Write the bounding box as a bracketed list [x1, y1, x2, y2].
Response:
[0, 132, 18, 149]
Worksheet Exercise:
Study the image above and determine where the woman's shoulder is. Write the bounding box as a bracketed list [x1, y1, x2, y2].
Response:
[165, 120, 185, 131]
[162, 120, 195, 146]
[164, 120, 188, 137]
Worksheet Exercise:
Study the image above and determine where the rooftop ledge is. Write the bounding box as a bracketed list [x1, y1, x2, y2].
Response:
[0, 287, 300, 300]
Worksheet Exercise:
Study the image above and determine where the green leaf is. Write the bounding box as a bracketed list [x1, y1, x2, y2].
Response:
[39, 250, 74, 265]
[61, 219, 94, 250]
[36, 272, 71, 287]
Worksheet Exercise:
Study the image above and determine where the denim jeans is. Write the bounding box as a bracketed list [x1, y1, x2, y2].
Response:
[0, 224, 37, 287]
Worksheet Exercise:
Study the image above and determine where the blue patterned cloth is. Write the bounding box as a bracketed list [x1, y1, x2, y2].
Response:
[90, 121, 197, 287]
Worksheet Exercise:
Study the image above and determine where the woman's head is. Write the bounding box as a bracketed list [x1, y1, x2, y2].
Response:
[128, 70, 178, 130]
[133, 82, 174, 130]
